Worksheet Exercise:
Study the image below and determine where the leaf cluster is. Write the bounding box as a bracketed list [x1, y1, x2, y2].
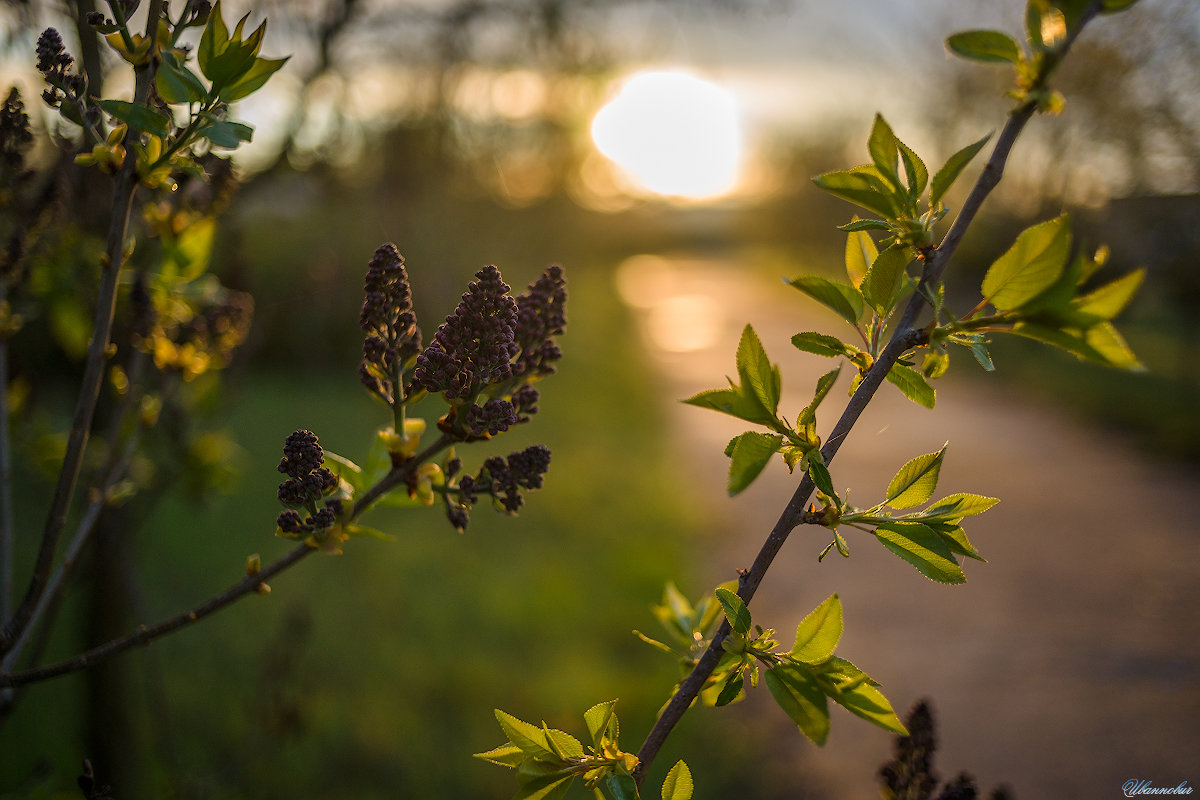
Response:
[475, 702, 693, 800]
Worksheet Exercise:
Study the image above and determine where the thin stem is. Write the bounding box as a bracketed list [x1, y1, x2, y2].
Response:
[0, 311, 12, 622]
[633, 7, 1106, 781]
[0, 0, 165, 657]
[0, 542, 312, 689]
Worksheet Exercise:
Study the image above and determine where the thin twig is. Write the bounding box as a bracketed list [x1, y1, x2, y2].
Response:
[0, 541, 312, 689]
[633, 5, 1106, 782]
[0, 0, 165, 656]
[0, 307, 12, 622]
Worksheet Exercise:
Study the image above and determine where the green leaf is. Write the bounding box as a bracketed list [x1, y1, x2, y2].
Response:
[198, 0, 231, 81]
[885, 364, 935, 409]
[543, 726, 584, 760]
[765, 665, 830, 745]
[946, 30, 1023, 63]
[715, 672, 744, 707]
[198, 117, 255, 148]
[343, 524, 395, 542]
[798, 366, 842, 427]
[584, 700, 618, 749]
[787, 276, 864, 326]
[1085, 322, 1143, 370]
[837, 218, 891, 233]
[981, 215, 1072, 311]
[828, 679, 908, 736]
[791, 332, 856, 360]
[1011, 321, 1142, 369]
[323, 451, 365, 492]
[897, 139, 928, 200]
[868, 114, 899, 186]
[845, 228, 878, 288]
[715, 587, 752, 635]
[813, 166, 901, 219]
[662, 760, 694, 800]
[885, 445, 946, 509]
[919, 493, 1000, 521]
[495, 710, 557, 760]
[1072, 268, 1144, 322]
[474, 743, 525, 768]
[598, 774, 640, 800]
[220, 55, 289, 103]
[96, 99, 172, 137]
[931, 133, 991, 207]
[725, 432, 784, 496]
[205, 15, 268, 91]
[808, 459, 836, 500]
[156, 50, 210, 104]
[790, 594, 843, 665]
[875, 522, 966, 584]
[862, 246, 912, 313]
[926, 522, 986, 562]
[513, 772, 574, 800]
[736, 325, 781, 419]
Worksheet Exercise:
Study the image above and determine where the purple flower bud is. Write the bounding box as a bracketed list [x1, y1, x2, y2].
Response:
[513, 265, 566, 379]
[359, 243, 421, 404]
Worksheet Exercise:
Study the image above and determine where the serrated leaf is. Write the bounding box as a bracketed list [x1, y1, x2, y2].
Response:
[788, 276, 864, 326]
[1010, 321, 1141, 369]
[845, 228, 879, 288]
[736, 324, 781, 418]
[584, 700, 618, 749]
[1073, 268, 1144, 322]
[838, 218, 891, 233]
[897, 139, 928, 200]
[662, 760, 694, 800]
[808, 459, 836, 500]
[885, 364, 936, 409]
[495, 710, 557, 760]
[926, 522, 986, 562]
[868, 114, 899, 186]
[886, 445, 946, 509]
[715, 588, 752, 635]
[474, 743, 526, 768]
[862, 245, 912, 313]
[790, 594, 843, 665]
[726, 432, 784, 496]
[931, 133, 991, 207]
[598, 774, 639, 800]
[798, 366, 842, 427]
[715, 673, 744, 707]
[682, 386, 773, 427]
[96, 99, 172, 137]
[982, 215, 1072, 311]
[875, 522, 966, 584]
[828, 679, 908, 736]
[813, 166, 901, 220]
[791, 332, 855, 359]
[513, 773, 573, 800]
[765, 665, 830, 745]
[542, 726, 584, 760]
[919, 492, 999, 521]
[946, 30, 1023, 63]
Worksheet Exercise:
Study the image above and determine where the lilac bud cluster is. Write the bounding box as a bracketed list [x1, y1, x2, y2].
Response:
[275, 430, 342, 535]
[359, 243, 422, 406]
[464, 398, 519, 438]
[512, 265, 566, 379]
[442, 444, 551, 531]
[35, 29, 89, 118]
[414, 265, 517, 399]
[1, 88, 33, 175]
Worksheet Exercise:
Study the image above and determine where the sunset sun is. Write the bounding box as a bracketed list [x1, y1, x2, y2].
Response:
[590, 71, 743, 200]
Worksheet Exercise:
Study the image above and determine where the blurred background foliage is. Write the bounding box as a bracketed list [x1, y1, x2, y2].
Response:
[0, 0, 1197, 797]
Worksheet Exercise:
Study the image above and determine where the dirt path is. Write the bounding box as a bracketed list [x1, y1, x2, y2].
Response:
[623, 255, 1200, 799]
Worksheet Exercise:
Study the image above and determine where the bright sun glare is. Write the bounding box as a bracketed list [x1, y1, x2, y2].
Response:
[591, 71, 743, 200]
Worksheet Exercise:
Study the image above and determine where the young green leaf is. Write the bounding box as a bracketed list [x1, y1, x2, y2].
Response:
[868, 114, 900, 186]
[874, 522, 966, 584]
[812, 166, 902, 220]
[542, 725, 584, 760]
[885, 364, 936, 409]
[662, 760, 694, 800]
[1072, 268, 1145, 322]
[156, 51, 210, 104]
[925, 521, 987, 562]
[946, 30, 1023, 63]
[791, 332, 859, 360]
[715, 672, 744, 707]
[715, 587, 752, 635]
[597, 774, 640, 800]
[862, 245, 913, 313]
[788, 276, 864, 326]
[513, 771, 573, 800]
[897, 139, 928, 200]
[1084, 321, 1143, 370]
[765, 664, 831, 745]
[584, 700, 618, 749]
[96, 99, 172, 137]
[808, 458, 837, 501]
[725, 432, 784, 496]
[845, 228, 879, 289]
[474, 743, 526, 768]
[790, 594, 843, 665]
[886, 445, 946, 509]
[495, 709, 557, 760]
[198, 118, 255, 149]
[931, 133, 991, 207]
[219, 55, 289, 103]
[826, 678, 908, 736]
[198, 0, 232, 80]
[918, 492, 999, 522]
[735, 324, 782, 418]
[981, 215, 1072, 311]
[838, 218, 891, 233]
[798, 366, 842, 427]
